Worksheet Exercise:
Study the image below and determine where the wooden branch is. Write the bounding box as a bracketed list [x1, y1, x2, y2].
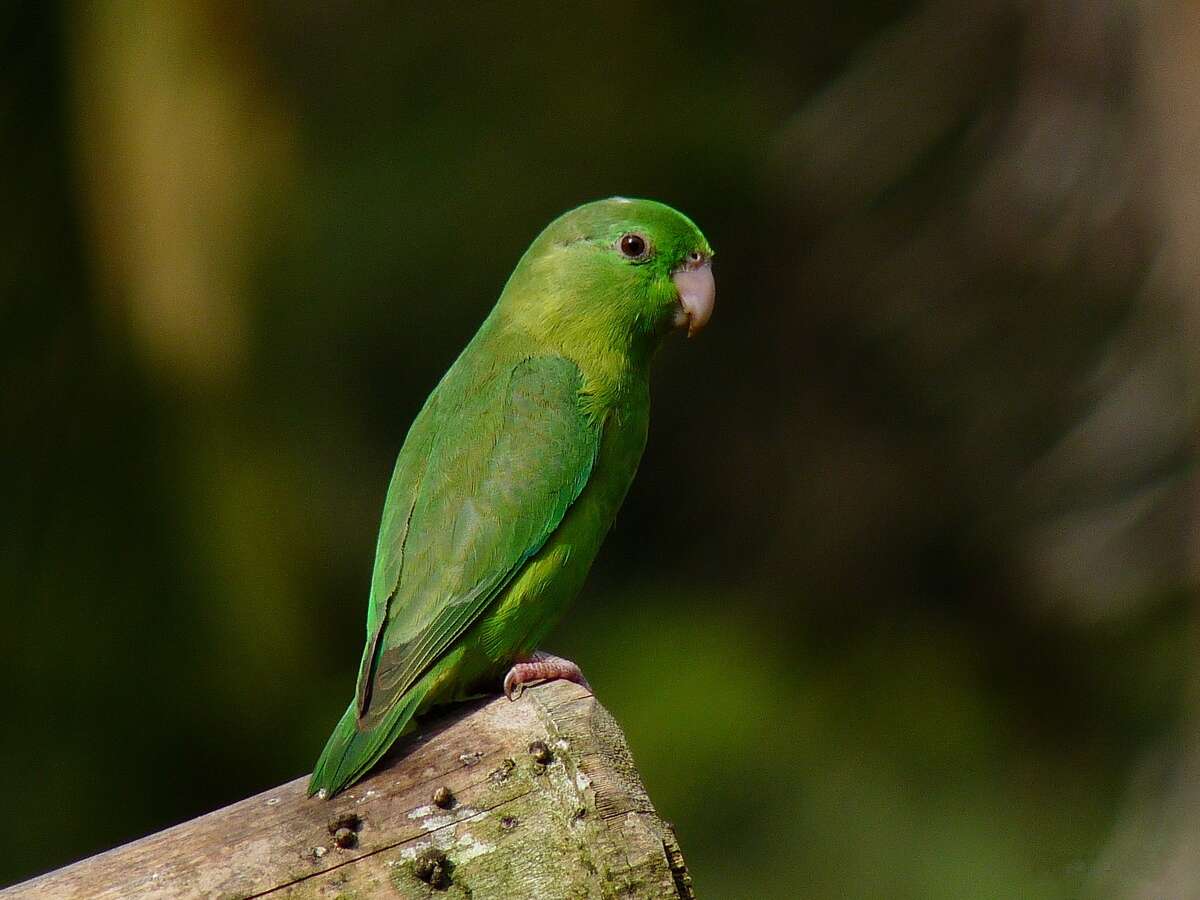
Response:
[4, 682, 692, 899]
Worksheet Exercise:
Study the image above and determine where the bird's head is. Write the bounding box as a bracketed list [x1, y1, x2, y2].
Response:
[498, 197, 715, 361]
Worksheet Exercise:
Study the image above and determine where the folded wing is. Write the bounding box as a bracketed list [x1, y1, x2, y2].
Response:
[354, 354, 600, 728]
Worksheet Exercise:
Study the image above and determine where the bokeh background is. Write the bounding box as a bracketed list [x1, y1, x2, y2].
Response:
[5, 1, 1200, 896]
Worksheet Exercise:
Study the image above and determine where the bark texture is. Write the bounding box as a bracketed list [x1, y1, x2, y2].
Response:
[5, 682, 692, 899]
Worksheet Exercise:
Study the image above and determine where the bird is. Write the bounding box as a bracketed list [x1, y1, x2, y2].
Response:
[309, 197, 714, 799]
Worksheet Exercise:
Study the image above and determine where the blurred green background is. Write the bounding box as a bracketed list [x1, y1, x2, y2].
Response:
[5, 1, 1200, 897]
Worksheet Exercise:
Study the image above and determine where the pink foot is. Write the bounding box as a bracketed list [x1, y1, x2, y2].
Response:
[503, 651, 592, 701]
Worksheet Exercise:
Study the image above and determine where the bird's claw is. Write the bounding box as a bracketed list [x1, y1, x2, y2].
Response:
[502, 651, 590, 703]
[503, 670, 525, 702]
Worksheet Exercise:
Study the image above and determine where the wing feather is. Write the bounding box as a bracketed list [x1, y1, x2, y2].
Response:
[354, 354, 599, 727]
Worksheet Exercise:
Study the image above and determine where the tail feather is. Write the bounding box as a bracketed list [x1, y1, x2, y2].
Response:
[308, 680, 432, 798]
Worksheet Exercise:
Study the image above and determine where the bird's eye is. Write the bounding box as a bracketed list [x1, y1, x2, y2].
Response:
[618, 233, 648, 259]
[688, 250, 703, 263]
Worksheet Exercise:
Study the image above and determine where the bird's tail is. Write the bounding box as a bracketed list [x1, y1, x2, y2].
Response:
[308, 680, 432, 799]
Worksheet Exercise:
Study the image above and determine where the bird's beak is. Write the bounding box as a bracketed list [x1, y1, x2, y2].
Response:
[672, 257, 715, 338]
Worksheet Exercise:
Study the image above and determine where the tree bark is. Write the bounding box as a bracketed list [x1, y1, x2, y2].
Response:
[4, 682, 693, 899]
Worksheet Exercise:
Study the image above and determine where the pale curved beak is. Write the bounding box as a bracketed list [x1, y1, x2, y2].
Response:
[672, 259, 715, 338]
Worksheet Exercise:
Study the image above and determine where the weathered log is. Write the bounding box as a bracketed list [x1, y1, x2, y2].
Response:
[5, 682, 693, 899]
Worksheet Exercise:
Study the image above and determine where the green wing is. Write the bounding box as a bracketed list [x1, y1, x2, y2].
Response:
[354, 354, 600, 728]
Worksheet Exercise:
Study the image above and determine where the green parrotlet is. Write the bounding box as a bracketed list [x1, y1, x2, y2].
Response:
[309, 197, 714, 799]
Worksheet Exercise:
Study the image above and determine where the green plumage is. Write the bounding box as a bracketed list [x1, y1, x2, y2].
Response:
[309, 198, 712, 798]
